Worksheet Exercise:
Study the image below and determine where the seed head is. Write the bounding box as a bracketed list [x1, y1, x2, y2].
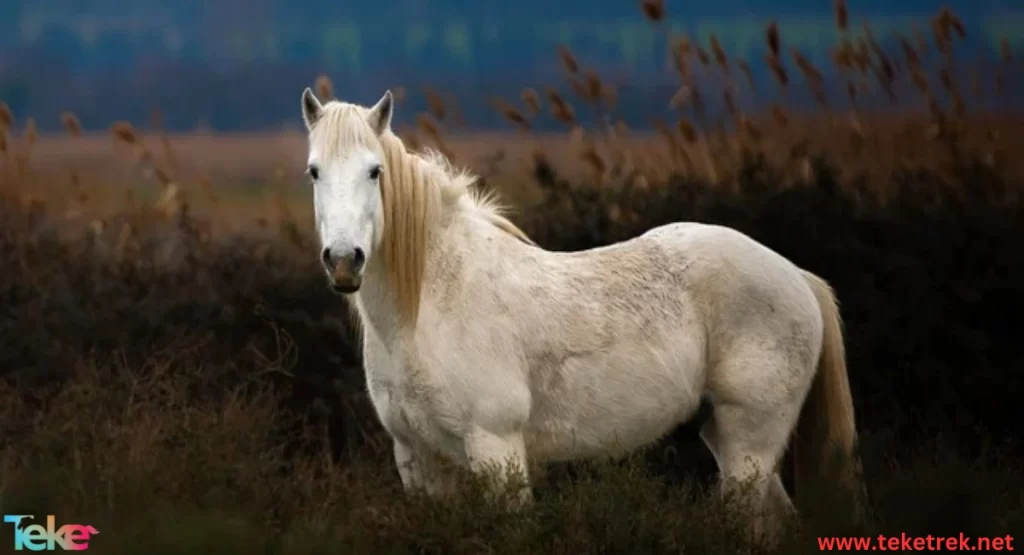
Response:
[695, 47, 710, 66]
[111, 121, 138, 144]
[792, 50, 822, 82]
[490, 97, 531, 131]
[833, 42, 854, 70]
[546, 89, 577, 125]
[581, 146, 606, 174]
[0, 102, 13, 129]
[673, 41, 691, 80]
[640, 0, 665, 22]
[942, 8, 966, 39]
[154, 165, 174, 187]
[688, 83, 706, 119]
[584, 70, 603, 102]
[900, 37, 921, 68]
[669, 85, 691, 110]
[722, 89, 736, 117]
[61, 111, 82, 137]
[676, 118, 698, 143]
[315, 74, 334, 100]
[766, 21, 781, 58]
[834, 0, 849, 31]
[710, 35, 729, 73]
[932, 16, 951, 54]
[771, 103, 788, 127]
[677, 37, 692, 56]
[569, 77, 589, 102]
[558, 45, 579, 74]
[737, 60, 754, 90]
[503, 108, 530, 131]
[765, 54, 789, 87]
[879, 57, 895, 84]
[939, 68, 954, 92]
[520, 88, 541, 116]
[424, 87, 446, 120]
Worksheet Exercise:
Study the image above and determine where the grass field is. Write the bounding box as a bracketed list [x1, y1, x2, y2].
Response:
[2, 3, 1024, 554]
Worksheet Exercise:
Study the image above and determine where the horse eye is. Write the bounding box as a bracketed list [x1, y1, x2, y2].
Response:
[369, 165, 381, 180]
[307, 165, 320, 181]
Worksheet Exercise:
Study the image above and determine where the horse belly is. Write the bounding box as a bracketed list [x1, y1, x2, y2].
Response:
[524, 345, 705, 461]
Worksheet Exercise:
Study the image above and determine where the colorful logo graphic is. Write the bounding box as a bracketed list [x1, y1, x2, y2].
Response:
[3, 515, 99, 551]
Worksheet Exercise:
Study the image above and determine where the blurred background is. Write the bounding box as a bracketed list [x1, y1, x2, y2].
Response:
[1, 0, 1020, 131]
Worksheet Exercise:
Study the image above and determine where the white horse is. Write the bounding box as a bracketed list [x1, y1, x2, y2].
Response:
[300, 88, 863, 541]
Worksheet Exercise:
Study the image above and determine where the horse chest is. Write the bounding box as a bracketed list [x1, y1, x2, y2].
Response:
[365, 363, 464, 458]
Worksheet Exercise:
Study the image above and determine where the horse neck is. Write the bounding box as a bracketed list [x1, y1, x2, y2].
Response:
[352, 149, 451, 347]
[353, 193, 492, 350]
[350, 231, 410, 338]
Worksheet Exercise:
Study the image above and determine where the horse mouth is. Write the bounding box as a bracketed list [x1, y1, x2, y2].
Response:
[328, 267, 362, 294]
[329, 280, 361, 294]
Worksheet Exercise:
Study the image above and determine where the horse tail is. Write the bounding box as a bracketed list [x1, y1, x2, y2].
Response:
[794, 271, 866, 515]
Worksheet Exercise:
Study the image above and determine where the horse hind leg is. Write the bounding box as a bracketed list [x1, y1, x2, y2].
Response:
[700, 351, 814, 545]
[700, 406, 797, 542]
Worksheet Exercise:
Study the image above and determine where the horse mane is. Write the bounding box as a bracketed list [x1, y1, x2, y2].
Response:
[310, 101, 535, 325]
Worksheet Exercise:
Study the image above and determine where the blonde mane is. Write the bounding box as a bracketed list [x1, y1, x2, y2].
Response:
[309, 101, 535, 324]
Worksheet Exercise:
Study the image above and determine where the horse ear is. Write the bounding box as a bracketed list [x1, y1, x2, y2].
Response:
[367, 90, 394, 135]
[301, 87, 323, 130]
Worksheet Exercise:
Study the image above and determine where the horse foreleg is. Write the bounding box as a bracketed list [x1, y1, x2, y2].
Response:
[393, 439, 455, 498]
[463, 427, 532, 508]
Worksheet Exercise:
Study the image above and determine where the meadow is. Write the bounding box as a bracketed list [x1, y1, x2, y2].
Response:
[2, 3, 1024, 553]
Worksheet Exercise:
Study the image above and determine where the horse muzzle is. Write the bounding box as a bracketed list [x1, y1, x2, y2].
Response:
[328, 269, 362, 294]
[322, 245, 365, 294]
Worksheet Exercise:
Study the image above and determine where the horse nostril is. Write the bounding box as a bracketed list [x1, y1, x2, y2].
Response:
[352, 247, 366, 270]
[321, 247, 333, 268]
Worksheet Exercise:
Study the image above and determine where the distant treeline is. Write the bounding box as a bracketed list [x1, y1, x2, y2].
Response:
[1, 0, 1021, 131]
[6, 12, 1023, 72]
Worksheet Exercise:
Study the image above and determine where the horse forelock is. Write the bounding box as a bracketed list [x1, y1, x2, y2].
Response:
[307, 102, 378, 159]
[308, 100, 535, 326]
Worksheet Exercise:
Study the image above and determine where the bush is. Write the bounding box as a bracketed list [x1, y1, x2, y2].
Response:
[1, 148, 1022, 553]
